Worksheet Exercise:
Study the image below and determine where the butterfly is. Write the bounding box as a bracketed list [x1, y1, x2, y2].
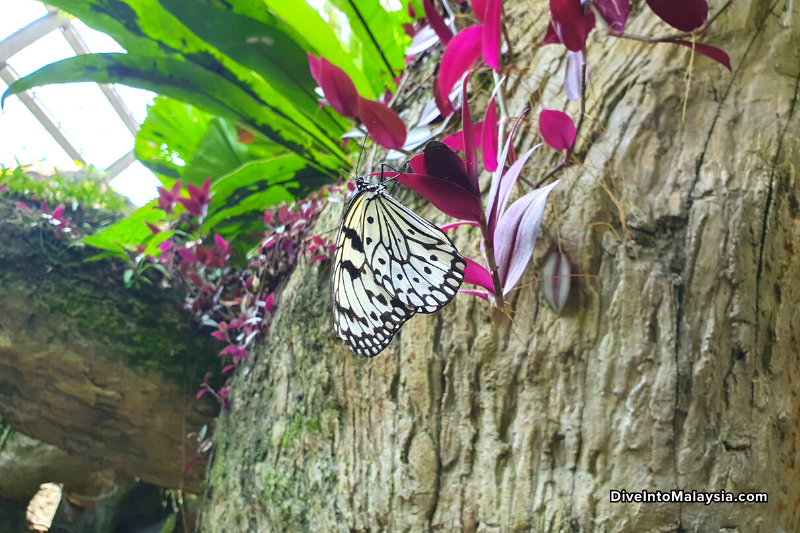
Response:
[331, 171, 467, 357]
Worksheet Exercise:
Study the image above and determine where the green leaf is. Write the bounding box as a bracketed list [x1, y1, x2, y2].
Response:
[2, 53, 347, 174]
[158, 0, 348, 136]
[260, 0, 379, 98]
[327, 0, 409, 85]
[135, 97, 283, 185]
[124, 268, 135, 287]
[143, 230, 175, 257]
[82, 201, 164, 250]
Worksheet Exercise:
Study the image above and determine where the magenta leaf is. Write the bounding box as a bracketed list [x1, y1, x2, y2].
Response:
[471, 0, 488, 22]
[459, 289, 490, 301]
[358, 97, 407, 149]
[157, 240, 173, 253]
[264, 293, 275, 313]
[432, 77, 455, 117]
[222, 364, 235, 374]
[423, 0, 453, 45]
[196, 389, 208, 400]
[410, 141, 477, 197]
[443, 121, 485, 151]
[52, 205, 65, 220]
[539, 109, 576, 151]
[463, 257, 496, 294]
[672, 41, 732, 71]
[482, 97, 499, 172]
[389, 172, 484, 221]
[549, 0, 595, 52]
[461, 72, 480, 196]
[645, 0, 708, 32]
[307, 53, 360, 118]
[564, 50, 583, 102]
[541, 246, 572, 314]
[494, 180, 559, 294]
[15, 201, 29, 210]
[594, 0, 629, 33]
[441, 220, 480, 232]
[182, 456, 200, 478]
[482, 0, 502, 71]
[438, 26, 483, 97]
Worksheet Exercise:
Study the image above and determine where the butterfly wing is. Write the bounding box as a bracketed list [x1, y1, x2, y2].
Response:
[331, 191, 416, 357]
[362, 192, 466, 313]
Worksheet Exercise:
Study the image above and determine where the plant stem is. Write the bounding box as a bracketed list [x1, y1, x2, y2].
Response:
[479, 214, 505, 308]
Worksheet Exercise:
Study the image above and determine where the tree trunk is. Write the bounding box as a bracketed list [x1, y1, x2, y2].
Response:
[203, 0, 800, 530]
[0, 201, 220, 492]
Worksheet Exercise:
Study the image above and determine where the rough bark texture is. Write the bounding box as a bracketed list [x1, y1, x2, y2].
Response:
[0, 201, 220, 492]
[204, 0, 800, 531]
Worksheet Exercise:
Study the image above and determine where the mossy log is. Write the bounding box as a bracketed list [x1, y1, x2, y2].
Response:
[204, 0, 800, 531]
[0, 201, 220, 492]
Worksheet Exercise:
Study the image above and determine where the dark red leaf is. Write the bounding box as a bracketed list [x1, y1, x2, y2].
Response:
[672, 41, 732, 71]
[423, 0, 453, 45]
[594, 0, 630, 33]
[549, 0, 595, 52]
[410, 141, 478, 196]
[461, 72, 480, 196]
[645, 0, 708, 32]
[388, 172, 484, 221]
[307, 53, 360, 118]
[539, 20, 562, 46]
[539, 109, 576, 151]
[438, 25, 483, 97]
[358, 97, 407, 149]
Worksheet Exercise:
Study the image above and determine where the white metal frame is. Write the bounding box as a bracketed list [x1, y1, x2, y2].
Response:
[0, 5, 140, 181]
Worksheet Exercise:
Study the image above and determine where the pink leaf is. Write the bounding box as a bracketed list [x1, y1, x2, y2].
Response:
[487, 145, 540, 241]
[311, 254, 327, 263]
[461, 72, 480, 196]
[459, 289, 490, 301]
[41, 201, 48, 214]
[423, 0, 453, 45]
[494, 181, 559, 294]
[442, 121, 485, 151]
[157, 240, 173, 253]
[463, 257, 496, 294]
[594, 0, 630, 33]
[471, 0, 488, 22]
[549, 0, 595, 52]
[264, 293, 275, 313]
[146, 222, 161, 235]
[541, 246, 572, 314]
[52, 205, 65, 220]
[177, 248, 197, 263]
[432, 78, 455, 117]
[539, 109, 576, 151]
[672, 41, 732, 71]
[222, 364, 235, 374]
[440, 221, 480, 232]
[564, 50, 583, 102]
[389, 172, 484, 221]
[307, 54, 360, 118]
[438, 25, 483, 97]
[358, 97, 407, 149]
[196, 389, 208, 400]
[482, 97, 499, 172]
[211, 330, 228, 341]
[482, 0, 503, 71]
[15, 202, 29, 210]
[645, 0, 708, 32]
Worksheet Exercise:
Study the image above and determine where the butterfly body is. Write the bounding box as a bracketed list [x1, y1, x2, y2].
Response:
[331, 176, 466, 357]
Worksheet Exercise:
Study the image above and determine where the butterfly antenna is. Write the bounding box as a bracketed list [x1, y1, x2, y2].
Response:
[379, 160, 410, 185]
[355, 130, 370, 178]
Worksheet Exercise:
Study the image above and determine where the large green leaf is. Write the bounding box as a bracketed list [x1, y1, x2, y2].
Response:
[43, 0, 347, 154]
[158, 0, 347, 136]
[135, 96, 283, 185]
[2, 53, 347, 174]
[82, 202, 163, 254]
[260, 0, 379, 98]
[327, 0, 409, 86]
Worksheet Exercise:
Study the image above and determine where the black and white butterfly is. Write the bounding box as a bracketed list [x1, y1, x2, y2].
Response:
[331, 172, 466, 357]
